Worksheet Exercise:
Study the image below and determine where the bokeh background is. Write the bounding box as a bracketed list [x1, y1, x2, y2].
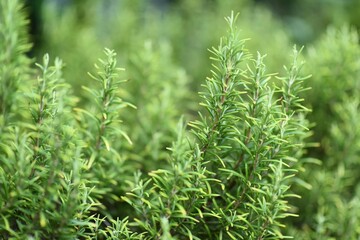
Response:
[24, 0, 360, 91]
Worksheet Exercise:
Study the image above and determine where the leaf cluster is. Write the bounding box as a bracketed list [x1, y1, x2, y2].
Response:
[0, 1, 316, 239]
[123, 13, 310, 240]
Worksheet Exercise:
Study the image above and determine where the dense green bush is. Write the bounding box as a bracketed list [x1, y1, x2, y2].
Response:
[287, 26, 360, 240]
[1, 0, 360, 239]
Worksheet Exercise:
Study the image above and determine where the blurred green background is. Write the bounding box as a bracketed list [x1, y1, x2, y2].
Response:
[24, 0, 360, 109]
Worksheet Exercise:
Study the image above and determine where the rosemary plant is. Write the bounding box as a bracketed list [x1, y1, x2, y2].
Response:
[122, 13, 310, 239]
[0, 0, 31, 125]
[124, 40, 190, 172]
[288, 26, 360, 240]
[3, 1, 343, 239]
[75, 48, 135, 211]
[1, 45, 95, 240]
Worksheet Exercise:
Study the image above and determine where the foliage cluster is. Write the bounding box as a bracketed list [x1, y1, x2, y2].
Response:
[1, 0, 360, 239]
[287, 26, 360, 239]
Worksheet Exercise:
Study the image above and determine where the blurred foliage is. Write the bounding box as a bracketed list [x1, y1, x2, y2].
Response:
[286, 26, 360, 240]
[34, 0, 292, 95]
[304, 26, 360, 152]
[256, 0, 360, 43]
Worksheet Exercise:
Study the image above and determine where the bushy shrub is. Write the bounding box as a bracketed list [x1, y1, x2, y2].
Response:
[2, 0, 360, 239]
[0, 1, 312, 238]
[287, 26, 360, 240]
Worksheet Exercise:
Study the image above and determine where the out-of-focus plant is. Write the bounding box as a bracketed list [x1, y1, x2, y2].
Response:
[304, 26, 360, 149]
[123, 40, 190, 171]
[0, 2, 96, 238]
[0, 0, 31, 125]
[39, 0, 292, 95]
[287, 26, 360, 240]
